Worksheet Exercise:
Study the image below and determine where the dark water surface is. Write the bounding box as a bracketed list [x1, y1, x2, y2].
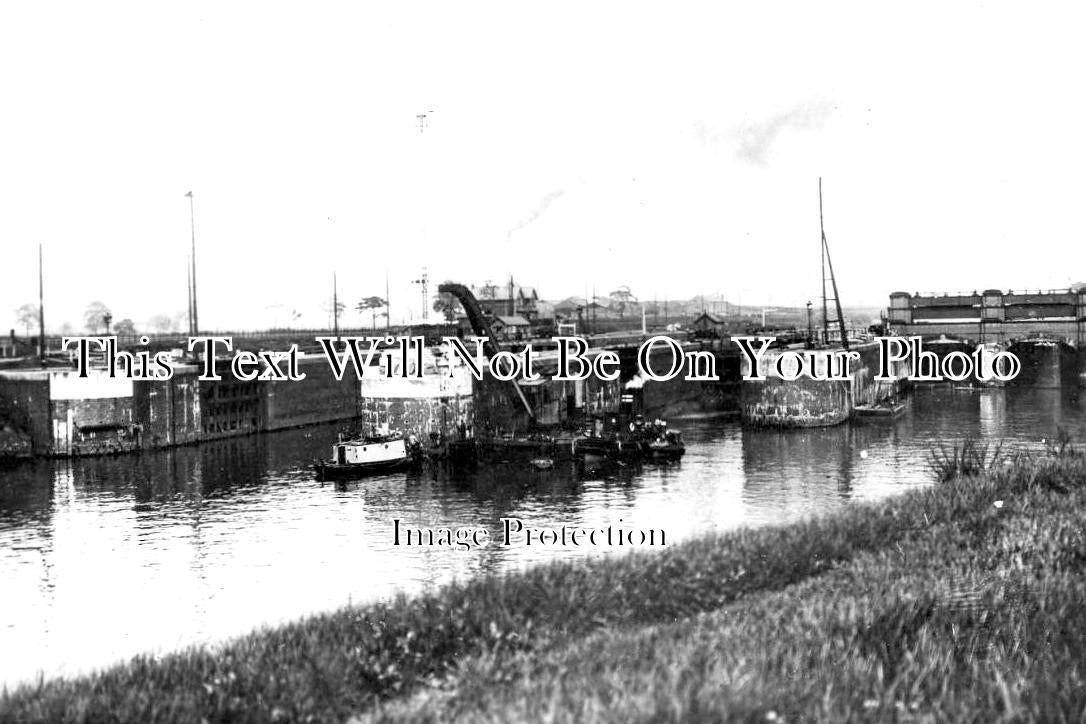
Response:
[2, 386, 1084, 686]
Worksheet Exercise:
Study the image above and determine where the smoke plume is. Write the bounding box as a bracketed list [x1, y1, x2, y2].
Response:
[506, 189, 565, 241]
[732, 99, 834, 166]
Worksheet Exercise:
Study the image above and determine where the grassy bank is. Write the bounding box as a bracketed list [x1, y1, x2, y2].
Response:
[4, 442, 1086, 722]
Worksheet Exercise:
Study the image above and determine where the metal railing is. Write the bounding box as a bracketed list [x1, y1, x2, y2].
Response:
[906, 287, 1081, 299]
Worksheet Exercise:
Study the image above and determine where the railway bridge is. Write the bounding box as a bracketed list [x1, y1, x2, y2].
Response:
[887, 289, 1086, 347]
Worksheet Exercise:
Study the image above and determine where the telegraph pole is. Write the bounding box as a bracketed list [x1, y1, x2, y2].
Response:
[413, 110, 434, 323]
[413, 267, 429, 322]
[333, 273, 340, 341]
[385, 269, 391, 332]
[38, 243, 45, 365]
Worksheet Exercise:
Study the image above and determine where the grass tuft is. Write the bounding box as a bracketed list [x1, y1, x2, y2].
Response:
[928, 438, 1004, 482]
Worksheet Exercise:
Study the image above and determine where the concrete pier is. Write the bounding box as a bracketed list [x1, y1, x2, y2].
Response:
[739, 342, 907, 427]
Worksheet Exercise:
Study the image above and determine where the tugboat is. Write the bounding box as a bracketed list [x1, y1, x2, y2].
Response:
[314, 429, 421, 481]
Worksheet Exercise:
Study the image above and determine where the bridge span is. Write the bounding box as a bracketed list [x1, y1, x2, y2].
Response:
[887, 289, 1086, 347]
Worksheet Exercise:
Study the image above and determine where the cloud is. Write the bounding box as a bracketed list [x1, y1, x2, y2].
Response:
[731, 100, 835, 166]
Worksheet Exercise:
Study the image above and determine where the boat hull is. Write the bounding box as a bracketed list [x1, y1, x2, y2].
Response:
[314, 457, 414, 481]
[572, 436, 686, 460]
[573, 437, 612, 459]
[1007, 339, 1078, 388]
[646, 444, 685, 460]
[853, 402, 906, 418]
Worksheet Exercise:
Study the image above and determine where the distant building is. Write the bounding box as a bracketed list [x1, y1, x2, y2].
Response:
[1, 332, 33, 359]
[553, 296, 588, 319]
[475, 282, 541, 321]
[585, 301, 619, 320]
[0, 334, 17, 359]
[692, 312, 726, 338]
[490, 315, 531, 341]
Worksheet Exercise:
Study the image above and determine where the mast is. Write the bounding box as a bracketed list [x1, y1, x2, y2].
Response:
[820, 181, 828, 343]
[186, 191, 199, 335]
[38, 243, 45, 365]
[819, 178, 849, 350]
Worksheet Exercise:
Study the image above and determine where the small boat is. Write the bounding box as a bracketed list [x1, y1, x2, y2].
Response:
[314, 433, 420, 481]
[854, 401, 906, 418]
[529, 457, 554, 470]
[645, 430, 685, 459]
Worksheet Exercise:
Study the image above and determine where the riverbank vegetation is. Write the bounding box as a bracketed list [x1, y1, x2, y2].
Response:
[4, 437, 1086, 722]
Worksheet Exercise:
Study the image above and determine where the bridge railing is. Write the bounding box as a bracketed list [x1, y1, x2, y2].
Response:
[907, 287, 1082, 299]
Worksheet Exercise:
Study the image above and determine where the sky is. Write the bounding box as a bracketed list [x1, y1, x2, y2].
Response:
[2, 2, 1084, 332]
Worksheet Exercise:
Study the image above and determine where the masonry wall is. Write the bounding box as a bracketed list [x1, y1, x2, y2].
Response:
[739, 342, 896, 427]
[0, 356, 364, 457]
[358, 367, 473, 439]
[132, 371, 202, 448]
[265, 356, 359, 430]
[633, 344, 740, 418]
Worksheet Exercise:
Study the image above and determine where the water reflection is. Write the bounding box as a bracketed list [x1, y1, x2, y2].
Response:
[2, 386, 1085, 685]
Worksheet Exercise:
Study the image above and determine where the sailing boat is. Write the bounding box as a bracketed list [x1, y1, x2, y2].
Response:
[821, 180, 905, 418]
[739, 180, 857, 428]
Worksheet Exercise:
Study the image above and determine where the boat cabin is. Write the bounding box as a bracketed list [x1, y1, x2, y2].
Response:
[333, 436, 407, 465]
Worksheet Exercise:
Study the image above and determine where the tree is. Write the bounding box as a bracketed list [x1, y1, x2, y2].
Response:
[433, 284, 464, 323]
[149, 314, 175, 333]
[321, 300, 347, 329]
[172, 310, 190, 332]
[609, 286, 638, 319]
[14, 303, 38, 336]
[84, 302, 112, 334]
[356, 296, 388, 330]
[114, 318, 137, 336]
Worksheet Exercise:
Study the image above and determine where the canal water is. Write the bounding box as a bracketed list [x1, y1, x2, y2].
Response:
[2, 386, 1084, 687]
